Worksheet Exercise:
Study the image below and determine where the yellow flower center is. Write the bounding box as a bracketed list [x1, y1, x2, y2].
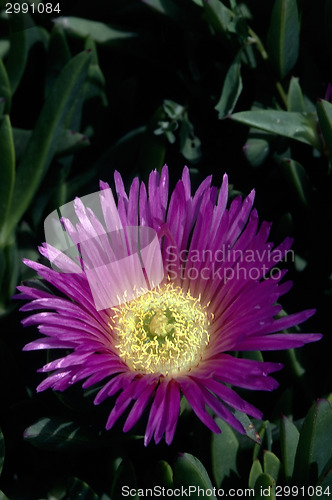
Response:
[112, 283, 210, 376]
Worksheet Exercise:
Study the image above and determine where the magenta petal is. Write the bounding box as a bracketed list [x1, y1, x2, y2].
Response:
[144, 380, 169, 446]
[94, 372, 136, 405]
[235, 333, 322, 350]
[178, 377, 221, 434]
[200, 387, 245, 434]
[199, 378, 262, 419]
[165, 380, 180, 445]
[123, 380, 157, 432]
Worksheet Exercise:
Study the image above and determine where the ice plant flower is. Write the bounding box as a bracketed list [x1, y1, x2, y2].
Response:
[17, 166, 321, 445]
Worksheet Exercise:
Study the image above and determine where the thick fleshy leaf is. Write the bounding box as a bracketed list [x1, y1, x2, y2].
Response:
[53, 17, 136, 44]
[253, 421, 272, 460]
[287, 77, 305, 112]
[2, 51, 90, 242]
[44, 24, 71, 98]
[65, 477, 98, 500]
[249, 459, 263, 489]
[154, 461, 173, 488]
[267, 0, 299, 79]
[215, 53, 243, 118]
[13, 128, 89, 163]
[254, 473, 276, 499]
[211, 417, 239, 487]
[281, 157, 312, 207]
[293, 399, 332, 484]
[6, 19, 48, 95]
[173, 453, 217, 499]
[0, 40, 10, 59]
[111, 459, 139, 500]
[55, 130, 90, 157]
[0, 116, 15, 236]
[263, 451, 280, 483]
[0, 60, 11, 114]
[231, 110, 321, 150]
[243, 136, 270, 167]
[0, 491, 9, 500]
[234, 411, 261, 444]
[315, 457, 332, 493]
[83, 37, 108, 106]
[24, 417, 103, 451]
[179, 115, 202, 162]
[317, 98, 332, 158]
[203, 0, 233, 36]
[5, 16, 28, 94]
[280, 415, 300, 481]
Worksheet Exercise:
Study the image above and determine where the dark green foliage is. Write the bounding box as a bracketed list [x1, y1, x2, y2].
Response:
[0, 0, 331, 497]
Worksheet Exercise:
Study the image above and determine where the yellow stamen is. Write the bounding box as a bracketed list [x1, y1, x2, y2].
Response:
[113, 283, 210, 376]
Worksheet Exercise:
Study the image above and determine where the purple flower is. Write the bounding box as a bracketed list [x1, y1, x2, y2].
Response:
[17, 166, 321, 445]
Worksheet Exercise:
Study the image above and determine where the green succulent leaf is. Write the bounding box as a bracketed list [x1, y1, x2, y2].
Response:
[6, 17, 48, 95]
[44, 24, 71, 98]
[211, 418, 239, 487]
[179, 116, 201, 162]
[111, 459, 139, 500]
[154, 461, 173, 489]
[315, 457, 332, 494]
[267, 0, 300, 79]
[249, 459, 263, 489]
[215, 53, 243, 118]
[254, 473, 276, 499]
[53, 17, 136, 44]
[293, 399, 332, 485]
[24, 417, 103, 451]
[287, 77, 305, 112]
[317, 98, 332, 158]
[280, 414, 300, 481]
[0, 115, 15, 236]
[13, 128, 90, 163]
[5, 15, 28, 94]
[234, 411, 261, 444]
[231, 110, 321, 150]
[253, 421, 273, 461]
[281, 157, 312, 207]
[243, 136, 270, 167]
[0, 59, 11, 113]
[173, 453, 217, 499]
[1, 51, 90, 243]
[203, 0, 233, 36]
[263, 451, 280, 483]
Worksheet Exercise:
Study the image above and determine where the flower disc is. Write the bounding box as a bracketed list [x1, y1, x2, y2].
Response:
[113, 283, 210, 376]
